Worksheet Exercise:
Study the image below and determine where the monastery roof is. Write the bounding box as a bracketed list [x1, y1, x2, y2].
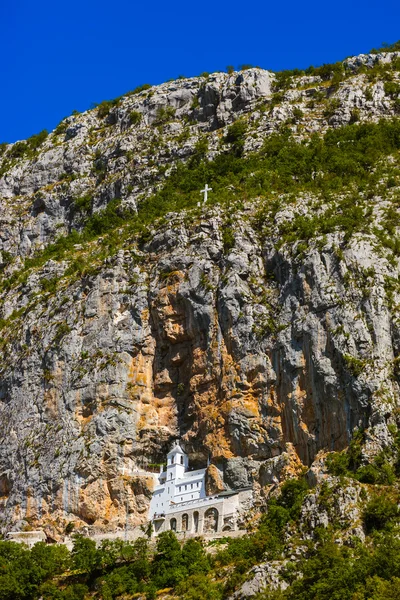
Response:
[181, 468, 205, 478]
[168, 441, 185, 456]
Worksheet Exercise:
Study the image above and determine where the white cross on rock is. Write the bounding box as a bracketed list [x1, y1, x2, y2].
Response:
[198, 184, 212, 206]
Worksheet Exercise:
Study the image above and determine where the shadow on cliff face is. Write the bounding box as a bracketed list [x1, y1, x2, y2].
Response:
[266, 243, 377, 466]
[143, 222, 380, 473]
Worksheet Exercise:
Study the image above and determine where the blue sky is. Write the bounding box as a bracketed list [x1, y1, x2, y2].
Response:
[2, 0, 400, 143]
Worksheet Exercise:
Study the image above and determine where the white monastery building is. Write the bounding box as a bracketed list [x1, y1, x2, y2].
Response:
[149, 441, 252, 536]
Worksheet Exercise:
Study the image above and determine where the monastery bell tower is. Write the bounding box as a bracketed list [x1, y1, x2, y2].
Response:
[166, 441, 188, 481]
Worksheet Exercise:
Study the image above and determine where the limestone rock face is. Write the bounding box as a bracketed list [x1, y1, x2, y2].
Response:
[1, 52, 400, 534]
[205, 465, 225, 496]
[231, 561, 289, 598]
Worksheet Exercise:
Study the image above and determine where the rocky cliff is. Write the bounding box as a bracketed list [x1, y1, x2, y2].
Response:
[1, 50, 400, 537]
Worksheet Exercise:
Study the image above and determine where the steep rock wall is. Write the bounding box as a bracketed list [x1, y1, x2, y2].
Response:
[1, 54, 400, 535]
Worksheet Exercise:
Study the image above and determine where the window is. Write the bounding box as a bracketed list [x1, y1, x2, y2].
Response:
[181, 497, 183, 501]
[182, 514, 189, 531]
[180, 456, 184, 464]
[193, 511, 199, 533]
[191, 484, 193, 489]
[185, 485, 187, 490]
[172, 456, 174, 464]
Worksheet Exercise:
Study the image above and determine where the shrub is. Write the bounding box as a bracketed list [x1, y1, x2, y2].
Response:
[224, 120, 247, 156]
[8, 140, 28, 159]
[129, 110, 142, 125]
[384, 81, 400, 98]
[365, 87, 374, 101]
[152, 531, 185, 588]
[224, 120, 247, 144]
[276, 477, 308, 520]
[222, 226, 235, 253]
[313, 62, 343, 81]
[292, 107, 304, 123]
[7, 129, 48, 160]
[54, 120, 68, 136]
[74, 194, 92, 213]
[40, 277, 58, 294]
[96, 99, 120, 118]
[127, 83, 152, 96]
[326, 451, 351, 476]
[343, 353, 365, 377]
[176, 573, 223, 600]
[349, 108, 360, 124]
[65, 522, 75, 534]
[323, 98, 341, 119]
[155, 105, 176, 124]
[27, 129, 48, 150]
[71, 534, 99, 573]
[363, 494, 399, 533]
[191, 95, 200, 109]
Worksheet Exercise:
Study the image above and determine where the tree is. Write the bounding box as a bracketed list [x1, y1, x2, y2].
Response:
[182, 538, 210, 575]
[152, 531, 185, 588]
[30, 542, 69, 579]
[71, 534, 99, 573]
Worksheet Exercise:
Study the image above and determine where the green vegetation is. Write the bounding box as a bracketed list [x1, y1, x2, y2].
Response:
[95, 99, 121, 119]
[54, 120, 68, 136]
[270, 40, 400, 95]
[370, 40, 400, 53]
[129, 110, 142, 125]
[258, 525, 400, 600]
[0, 129, 49, 177]
[4, 475, 400, 600]
[384, 81, 400, 98]
[73, 194, 92, 214]
[343, 353, 366, 377]
[0, 533, 212, 600]
[0, 479, 307, 600]
[6, 130, 48, 161]
[155, 105, 176, 124]
[222, 222, 235, 253]
[223, 120, 247, 156]
[3, 116, 400, 299]
[126, 83, 152, 95]
[326, 427, 400, 485]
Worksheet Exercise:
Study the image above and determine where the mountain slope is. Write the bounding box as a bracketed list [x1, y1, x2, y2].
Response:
[1, 50, 400, 538]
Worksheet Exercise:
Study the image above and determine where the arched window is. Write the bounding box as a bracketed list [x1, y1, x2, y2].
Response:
[171, 456, 174, 464]
[204, 508, 219, 533]
[182, 513, 189, 531]
[193, 511, 199, 533]
[170, 518, 177, 531]
[180, 456, 184, 464]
